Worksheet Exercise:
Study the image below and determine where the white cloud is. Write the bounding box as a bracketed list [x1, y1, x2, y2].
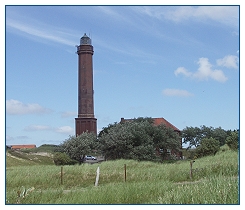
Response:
[162, 88, 193, 97]
[134, 6, 238, 27]
[174, 67, 192, 77]
[6, 18, 76, 46]
[174, 57, 228, 83]
[216, 55, 239, 69]
[97, 6, 120, 18]
[24, 125, 52, 131]
[24, 124, 74, 135]
[163, 6, 195, 22]
[55, 126, 74, 135]
[193, 58, 228, 82]
[6, 99, 52, 115]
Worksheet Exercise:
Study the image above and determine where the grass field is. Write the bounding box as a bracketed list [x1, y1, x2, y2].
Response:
[6, 148, 239, 204]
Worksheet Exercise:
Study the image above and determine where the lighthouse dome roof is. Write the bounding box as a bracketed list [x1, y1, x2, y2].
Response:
[80, 33, 91, 45]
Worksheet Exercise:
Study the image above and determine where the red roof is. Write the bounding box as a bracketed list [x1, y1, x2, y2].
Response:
[153, 118, 180, 132]
[120, 117, 180, 132]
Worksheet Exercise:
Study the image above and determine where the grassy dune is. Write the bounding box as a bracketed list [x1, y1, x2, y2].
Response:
[6, 151, 54, 167]
[6, 149, 239, 204]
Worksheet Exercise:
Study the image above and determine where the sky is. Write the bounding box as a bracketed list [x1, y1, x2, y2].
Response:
[5, 3, 240, 147]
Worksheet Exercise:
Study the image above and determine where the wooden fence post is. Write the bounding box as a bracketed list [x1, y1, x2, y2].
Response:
[61, 166, 63, 184]
[190, 160, 195, 180]
[95, 166, 100, 187]
[124, 164, 127, 182]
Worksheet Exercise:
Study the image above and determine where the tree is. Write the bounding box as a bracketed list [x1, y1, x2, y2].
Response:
[195, 137, 220, 157]
[98, 117, 181, 161]
[128, 120, 156, 161]
[200, 125, 213, 139]
[182, 125, 228, 149]
[53, 152, 78, 165]
[226, 130, 239, 150]
[182, 126, 202, 149]
[99, 120, 155, 160]
[99, 121, 134, 160]
[212, 127, 228, 146]
[60, 132, 98, 164]
[131, 117, 154, 124]
[152, 124, 181, 159]
[98, 122, 117, 138]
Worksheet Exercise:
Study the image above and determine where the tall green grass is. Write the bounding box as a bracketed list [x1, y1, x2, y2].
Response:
[6, 149, 239, 204]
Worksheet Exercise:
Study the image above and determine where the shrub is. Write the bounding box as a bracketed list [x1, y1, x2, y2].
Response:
[53, 152, 78, 165]
[99, 118, 181, 161]
[196, 137, 220, 157]
[61, 132, 98, 164]
[226, 130, 239, 150]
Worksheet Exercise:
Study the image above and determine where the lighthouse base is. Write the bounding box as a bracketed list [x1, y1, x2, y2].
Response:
[75, 117, 97, 136]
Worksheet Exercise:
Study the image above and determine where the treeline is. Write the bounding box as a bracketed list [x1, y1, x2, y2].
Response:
[53, 117, 239, 165]
[54, 117, 181, 165]
[182, 125, 238, 158]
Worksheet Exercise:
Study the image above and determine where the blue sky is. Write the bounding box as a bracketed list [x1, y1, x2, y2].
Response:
[5, 4, 240, 147]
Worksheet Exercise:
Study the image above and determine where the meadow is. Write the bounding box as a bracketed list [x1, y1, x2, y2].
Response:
[6, 148, 239, 204]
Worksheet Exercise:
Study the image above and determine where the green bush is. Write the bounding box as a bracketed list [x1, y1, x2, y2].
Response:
[226, 130, 239, 150]
[196, 137, 220, 157]
[99, 118, 181, 161]
[60, 132, 98, 164]
[53, 152, 78, 165]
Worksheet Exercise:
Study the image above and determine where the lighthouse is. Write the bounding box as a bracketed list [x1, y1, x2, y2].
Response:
[75, 33, 97, 136]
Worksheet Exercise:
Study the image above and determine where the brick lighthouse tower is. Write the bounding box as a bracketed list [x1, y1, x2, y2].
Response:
[75, 33, 97, 136]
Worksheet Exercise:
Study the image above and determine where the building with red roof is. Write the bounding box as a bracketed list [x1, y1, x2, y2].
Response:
[120, 117, 182, 159]
[10, 144, 36, 150]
